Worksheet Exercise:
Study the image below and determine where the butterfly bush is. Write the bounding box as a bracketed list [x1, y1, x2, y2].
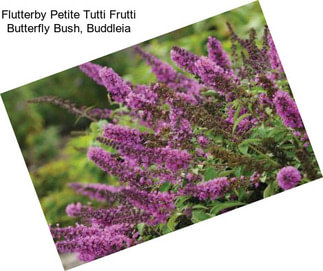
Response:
[37, 24, 322, 263]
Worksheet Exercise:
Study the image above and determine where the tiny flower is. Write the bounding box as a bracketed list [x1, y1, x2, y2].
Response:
[66, 202, 83, 217]
[197, 135, 209, 148]
[250, 172, 261, 188]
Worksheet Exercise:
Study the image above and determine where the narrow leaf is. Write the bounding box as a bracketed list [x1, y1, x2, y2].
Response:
[210, 201, 245, 215]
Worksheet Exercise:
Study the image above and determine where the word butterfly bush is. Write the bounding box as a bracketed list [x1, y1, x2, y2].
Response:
[32, 24, 320, 262]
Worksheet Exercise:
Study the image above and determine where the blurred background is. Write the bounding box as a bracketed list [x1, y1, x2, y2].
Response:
[1, 1, 266, 227]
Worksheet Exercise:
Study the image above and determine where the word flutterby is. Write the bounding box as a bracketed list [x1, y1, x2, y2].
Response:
[1, 10, 47, 21]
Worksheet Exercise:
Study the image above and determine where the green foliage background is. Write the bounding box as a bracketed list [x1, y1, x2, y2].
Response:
[1, 1, 268, 226]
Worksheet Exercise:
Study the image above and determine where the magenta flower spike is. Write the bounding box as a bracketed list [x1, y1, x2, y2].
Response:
[273, 90, 303, 129]
[79, 62, 104, 85]
[135, 46, 202, 95]
[99, 67, 132, 103]
[207, 36, 232, 72]
[170, 46, 200, 75]
[195, 56, 234, 95]
[267, 32, 284, 73]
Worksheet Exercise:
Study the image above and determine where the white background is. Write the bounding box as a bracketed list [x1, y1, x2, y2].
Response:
[1, 0, 323, 270]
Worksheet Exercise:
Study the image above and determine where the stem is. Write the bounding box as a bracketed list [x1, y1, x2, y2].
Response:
[248, 144, 280, 168]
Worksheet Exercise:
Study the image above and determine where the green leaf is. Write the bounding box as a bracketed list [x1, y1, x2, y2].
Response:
[202, 89, 217, 97]
[250, 86, 266, 93]
[238, 138, 260, 155]
[263, 181, 278, 198]
[218, 170, 233, 177]
[210, 201, 245, 215]
[191, 210, 211, 223]
[238, 143, 249, 155]
[204, 167, 217, 181]
[159, 182, 171, 192]
[167, 212, 182, 231]
[233, 104, 242, 122]
[175, 195, 191, 209]
[233, 166, 243, 178]
[192, 168, 199, 175]
[137, 223, 145, 235]
[265, 107, 272, 115]
[193, 204, 209, 210]
[161, 224, 172, 235]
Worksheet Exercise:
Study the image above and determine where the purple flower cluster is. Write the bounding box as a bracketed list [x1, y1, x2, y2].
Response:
[277, 166, 302, 190]
[258, 93, 272, 107]
[135, 46, 202, 95]
[273, 90, 303, 129]
[102, 123, 191, 172]
[65, 203, 153, 226]
[65, 202, 82, 217]
[87, 108, 111, 119]
[182, 177, 229, 201]
[168, 45, 236, 97]
[170, 46, 200, 75]
[207, 36, 232, 72]
[127, 85, 158, 109]
[195, 57, 235, 95]
[168, 107, 193, 148]
[79, 62, 104, 86]
[122, 188, 175, 222]
[103, 123, 143, 145]
[68, 183, 175, 224]
[99, 67, 132, 103]
[87, 146, 150, 186]
[69, 183, 123, 203]
[51, 223, 135, 262]
[267, 32, 284, 73]
[197, 135, 209, 148]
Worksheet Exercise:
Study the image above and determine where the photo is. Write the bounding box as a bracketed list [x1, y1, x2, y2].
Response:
[1, 1, 321, 269]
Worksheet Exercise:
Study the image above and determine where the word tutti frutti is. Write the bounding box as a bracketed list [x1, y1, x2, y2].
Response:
[83, 10, 136, 19]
